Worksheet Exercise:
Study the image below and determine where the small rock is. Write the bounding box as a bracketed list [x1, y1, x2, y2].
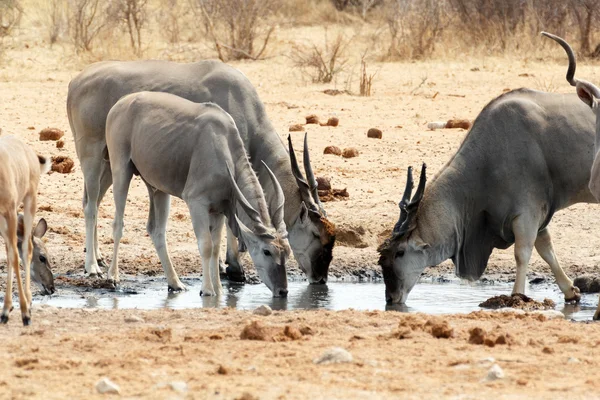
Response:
[51, 156, 75, 174]
[468, 327, 486, 345]
[316, 176, 331, 191]
[342, 148, 359, 158]
[323, 146, 342, 156]
[39, 127, 64, 141]
[96, 377, 120, 394]
[320, 117, 339, 127]
[217, 365, 229, 375]
[27, 126, 35, 130]
[305, 115, 320, 124]
[169, 381, 188, 393]
[567, 357, 580, 364]
[314, 347, 353, 365]
[124, 315, 144, 323]
[542, 346, 554, 354]
[240, 321, 269, 341]
[289, 124, 304, 132]
[484, 364, 505, 382]
[253, 305, 272, 316]
[56, 139, 65, 149]
[283, 325, 303, 340]
[367, 128, 382, 139]
[446, 119, 471, 130]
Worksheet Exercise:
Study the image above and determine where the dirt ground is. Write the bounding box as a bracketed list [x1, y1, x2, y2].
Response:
[2, 307, 600, 399]
[3, 9, 600, 398]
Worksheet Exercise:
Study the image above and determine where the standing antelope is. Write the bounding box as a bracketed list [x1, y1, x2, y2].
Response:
[378, 86, 596, 306]
[543, 32, 600, 320]
[0, 135, 51, 325]
[67, 60, 335, 286]
[105, 92, 290, 297]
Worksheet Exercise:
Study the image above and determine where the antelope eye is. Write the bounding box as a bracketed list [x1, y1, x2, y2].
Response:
[395, 250, 405, 258]
[39, 255, 47, 263]
[263, 250, 271, 257]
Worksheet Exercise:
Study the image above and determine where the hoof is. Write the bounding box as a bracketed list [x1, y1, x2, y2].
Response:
[226, 266, 246, 283]
[594, 312, 600, 321]
[0, 315, 8, 324]
[565, 286, 582, 303]
[168, 284, 187, 293]
[199, 290, 217, 297]
[97, 258, 108, 269]
[22, 316, 31, 326]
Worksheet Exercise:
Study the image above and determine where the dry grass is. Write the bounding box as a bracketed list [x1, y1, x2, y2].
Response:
[6, 0, 600, 66]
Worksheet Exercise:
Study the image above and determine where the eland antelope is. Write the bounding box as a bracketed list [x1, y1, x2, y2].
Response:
[66, 60, 335, 286]
[378, 88, 597, 305]
[0, 135, 52, 325]
[105, 92, 290, 297]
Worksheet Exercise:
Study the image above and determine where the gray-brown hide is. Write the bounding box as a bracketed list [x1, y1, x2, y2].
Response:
[542, 32, 600, 320]
[105, 92, 290, 297]
[379, 88, 596, 304]
[67, 60, 334, 285]
[17, 214, 54, 296]
[0, 135, 52, 326]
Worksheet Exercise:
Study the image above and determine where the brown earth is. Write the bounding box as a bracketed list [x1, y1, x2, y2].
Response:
[1, 307, 600, 399]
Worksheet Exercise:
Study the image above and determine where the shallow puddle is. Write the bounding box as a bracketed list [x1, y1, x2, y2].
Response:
[33, 276, 599, 321]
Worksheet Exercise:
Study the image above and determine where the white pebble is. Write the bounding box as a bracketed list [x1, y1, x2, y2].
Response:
[530, 310, 565, 319]
[168, 381, 188, 393]
[253, 305, 272, 316]
[314, 347, 353, 365]
[484, 364, 505, 381]
[124, 315, 144, 323]
[567, 357, 580, 364]
[427, 121, 447, 130]
[95, 377, 120, 394]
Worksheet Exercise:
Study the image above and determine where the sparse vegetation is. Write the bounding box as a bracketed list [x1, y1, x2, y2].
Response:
[0, 0, 22, 38]
[291, 32, 349, 84]
[359, 55, 376, 96]
[68, 0, 116, 53]
[117, 0, 148, 56]
[192, 0, 280, 61]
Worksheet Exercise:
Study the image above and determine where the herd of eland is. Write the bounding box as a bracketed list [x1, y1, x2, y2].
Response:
[1, 32, 600, 326]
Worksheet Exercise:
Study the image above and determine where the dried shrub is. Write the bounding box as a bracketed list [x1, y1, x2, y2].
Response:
[386, 0, 448, 60]
[192, 0, 279, 61]
[570, 0, 600, 55]
[68, 0, 117, 52]
[43, 0, 68, 46]
[156, 0, 183, 44]
[0, 0, 23, 38]
[117, 0, 148, 56]
[359, 55, 376, 96]
[291, 31, 349, 83]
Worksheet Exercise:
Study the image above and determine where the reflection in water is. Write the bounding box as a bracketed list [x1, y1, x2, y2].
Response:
[39, 279, 599, 322]
[385, 303, 411, 313]
[295, 283, 329, 310]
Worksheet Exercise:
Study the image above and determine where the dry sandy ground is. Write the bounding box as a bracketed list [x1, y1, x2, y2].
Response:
[2, 307, 600, 399]
[3, 18, 600, 399]
[2, 46, 600, 283]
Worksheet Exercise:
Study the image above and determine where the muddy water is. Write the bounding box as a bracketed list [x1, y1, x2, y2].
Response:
[34, 276, 599, 321]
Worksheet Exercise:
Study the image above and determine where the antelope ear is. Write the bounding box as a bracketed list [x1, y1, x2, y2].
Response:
[411, 235, 430, 251]
[576, 81, 600, 108]
[34, 218, 48, 238]
[298, 202, 309, 223]
[235, 215, 258, 247]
